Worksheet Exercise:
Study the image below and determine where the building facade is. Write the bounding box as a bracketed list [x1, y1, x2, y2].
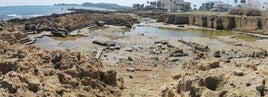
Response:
[248, 0, 261, 9]
[157, 0, 190, 12]
[200, 1, 232, 11]
[262, 2, 268, 11]
[239, 0, 263, 9]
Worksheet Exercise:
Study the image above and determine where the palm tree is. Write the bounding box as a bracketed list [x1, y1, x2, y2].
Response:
[240, 0, 246, 3]
[193, 5, 197, 10]
[157, 1, 162, 9]
[234, 0, 238, 5]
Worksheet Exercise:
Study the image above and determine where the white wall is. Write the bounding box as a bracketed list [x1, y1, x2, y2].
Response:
[158, 0, 185, 12]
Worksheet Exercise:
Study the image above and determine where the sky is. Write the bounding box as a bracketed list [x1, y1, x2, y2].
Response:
[0, 0, 266, 7]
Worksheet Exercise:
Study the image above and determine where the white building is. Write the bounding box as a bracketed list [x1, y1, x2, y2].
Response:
[248, 0, 261, 9]
[261, 2, 268, 11]
[157, 0, 190, 12]
[240, 0, 263, 9]
[200, 1, 232, 11]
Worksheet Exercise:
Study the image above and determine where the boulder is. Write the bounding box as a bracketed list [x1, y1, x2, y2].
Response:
[233, 70, 244, 76]
[95, 21, 105, 26]
[101, 70, 117, 86]
[197, 60, 220, 71]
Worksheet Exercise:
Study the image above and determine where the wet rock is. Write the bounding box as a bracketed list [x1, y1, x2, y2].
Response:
[92, 40, 115, 47]
[178, 40, 209, 52]
[93, 40, 107, 46]
[133, 18, 140, 24]
[51, 31, 68, 37]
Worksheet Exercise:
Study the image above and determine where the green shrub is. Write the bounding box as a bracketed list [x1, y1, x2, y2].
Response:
[229, 8, 244, 15]
[229, 8, 262, 16]
[244, 8, 262, 16]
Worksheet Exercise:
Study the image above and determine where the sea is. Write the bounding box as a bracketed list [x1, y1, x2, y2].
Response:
[0, 6, 107, 20]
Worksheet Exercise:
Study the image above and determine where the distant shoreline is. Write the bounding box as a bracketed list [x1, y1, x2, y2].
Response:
[0, 6, 108, 21]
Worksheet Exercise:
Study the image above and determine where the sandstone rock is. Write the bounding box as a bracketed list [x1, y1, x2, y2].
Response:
[0, 41, 121, 97]
[101, 70, 117, 86]
[209, 61, 220, 68]
[128, 57, 133, 61]
[126, 67, 135, 72]
[92, 40, 115, 47]
[169, 57, 180, 62]
[133, 18, 140, 24]
[114, 45, 121, 50]
[235, 43, 242, 46]
[4, 11, 134, 37]
[170, 49, 188, 57]
[214, 51, 221, 58]
[197, 60, 220, 71]
[123, 47, 133, 52]
[93, 40, 107, 46]
[155, 40, 168, 45]
[233, 70, 244, 76]
[51, 31, 68, 37]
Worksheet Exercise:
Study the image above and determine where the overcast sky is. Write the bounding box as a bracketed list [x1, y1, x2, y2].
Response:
[0, 0, 266, 7]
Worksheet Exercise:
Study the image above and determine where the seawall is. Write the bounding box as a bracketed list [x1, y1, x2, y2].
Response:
[137, 12, 268, 35]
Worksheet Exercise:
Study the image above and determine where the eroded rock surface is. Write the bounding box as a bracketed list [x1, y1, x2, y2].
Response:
[0, 40, 122, 97]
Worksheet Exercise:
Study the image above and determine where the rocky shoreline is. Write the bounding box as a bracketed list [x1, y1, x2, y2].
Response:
[0, 10, 268, 97]
[136, 12, 268, 35]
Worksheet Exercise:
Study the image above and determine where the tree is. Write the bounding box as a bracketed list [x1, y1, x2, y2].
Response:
[234, 0, 238, 5]
[185, 5, 191, 11]
[193, 5, 197, 10]
[141, 4, 145, 8]
[240, 0, 246, 3]
[157, 1, 162, 8]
